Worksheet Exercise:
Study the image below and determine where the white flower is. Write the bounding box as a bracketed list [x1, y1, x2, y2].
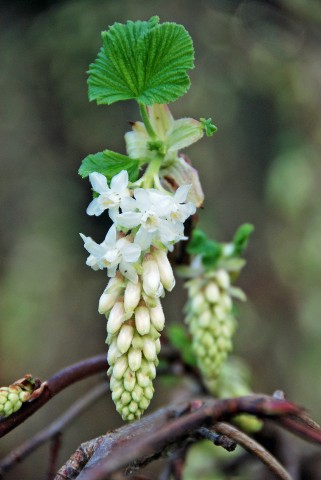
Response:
[87, 171, 129, 220]
[116, 188, 189, 251]
[165, 185, 196, 223]
[80, 225, 141, 282]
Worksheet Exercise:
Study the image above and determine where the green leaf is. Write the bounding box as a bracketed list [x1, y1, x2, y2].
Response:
[187, 228, 222, 269]
[232, 223, 254, 255]
[167, 324, 197, 367]
[200, 118, 217, 137]
[88, 16, 194, 105]
[78, 150, 140, 181]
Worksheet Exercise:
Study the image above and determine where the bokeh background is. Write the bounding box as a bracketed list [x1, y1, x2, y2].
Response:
[1, 0, 321, 478]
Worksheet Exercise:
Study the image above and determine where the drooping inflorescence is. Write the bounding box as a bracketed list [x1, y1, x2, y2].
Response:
[183, 225, 254, 394]
[80, 59, 215, 419]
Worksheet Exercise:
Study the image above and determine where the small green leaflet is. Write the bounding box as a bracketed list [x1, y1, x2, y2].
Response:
[200, 118, 217, 137]
[78, 150, 140, 181]
[187, 229, 222, 269]
[232, 223, 254, 255]
[88, 16, 194, 106]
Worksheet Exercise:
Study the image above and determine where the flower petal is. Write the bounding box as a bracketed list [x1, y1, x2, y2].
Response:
[116, 211, 142, 229]
[86, 198, 105, 216]
[89, 172, 109, 195]
[120, 262, 138, 283]
[110, 170, 129, 194]
[174, 184, 191, 203]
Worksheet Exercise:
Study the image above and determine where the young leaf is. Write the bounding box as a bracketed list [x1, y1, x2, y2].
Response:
[88, 16, 194, 106]
[78, 150, 140, 181]
[233, 223, 254, 255]
[187, 228, 222, 269]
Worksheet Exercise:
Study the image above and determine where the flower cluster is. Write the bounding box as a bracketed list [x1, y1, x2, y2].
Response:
[81, 167, 196, 420]
[184, 267, 244, 393]
[0, 384, 31, 417]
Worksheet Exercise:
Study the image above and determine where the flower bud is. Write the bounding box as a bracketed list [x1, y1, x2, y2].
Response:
[107, 302, 126, 335]
[117, 324, 134, 354]
[152, 249, 175, 291]
[142, 254, 160, 297]
[143, 338, 157, 361]
[98, 276, 124, 314]
[112, 356, 128, 380]
[124, 281, 141, 314]
[215, 269, 230, 289]
[124, 369, 136, 392]
[149, 300, 165, 331]
[204, 282, 220, 303]
[107, 340, 121, 365]
[135, 306, 150, 335]
[128, 348, 142, 371]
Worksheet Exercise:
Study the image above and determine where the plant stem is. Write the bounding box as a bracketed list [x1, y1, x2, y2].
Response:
[142, 156, 163, 188]
[139, 103, 157, 139]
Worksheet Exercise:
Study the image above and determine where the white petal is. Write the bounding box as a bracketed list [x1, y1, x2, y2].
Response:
[121, 242, 141, 263]
[89, 172, 109, 195]
[116, 212, 142, 228]
[86, 198, 105, 216]
[103, 224, 117, 246]
[120, 196, 138, 213]
[134, 228, 153, 251]
[120, 262, 138, 283]
[110, 170, 128, 193]
[133, 188, 150, 207]
[174, 184, 191, 203]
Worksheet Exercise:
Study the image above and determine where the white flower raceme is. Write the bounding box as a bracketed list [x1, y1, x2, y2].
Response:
[185, 268, 245, 390]
[80, 225, 141, 282]
[116, 187, 195, 251]
[102, 247, 174, 421]
[87, 170, 130, 220]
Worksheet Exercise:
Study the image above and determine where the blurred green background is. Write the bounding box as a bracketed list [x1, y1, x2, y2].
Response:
[1, 0, 321, 478]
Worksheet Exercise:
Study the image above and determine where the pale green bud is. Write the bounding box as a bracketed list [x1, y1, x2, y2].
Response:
[99, 276, 124, 314]
[215, 269, 230, 289]
[137, 371, 150, 388]
[135, 306, 150, 335]
[124, 369, 136, 391]
[152, 249, 175, 291]
[129, 401, 138, 413]
[149, 300, 165, 331]
[204, 282, 220, 303]
[124, 280, 141, 314]
[144, 386, 154, 400]
[142, 254, 160, 297]
[132, 384, 144, 402]
[139, 397, 150, 411]
[117, 324, 134, 354]
[143, 338, 157, 361]
[128, 348, 142, 371]
[107, 302, 126, 335]
[120, 391, 131, 405]
[107, 341, 121, 365]
[112, 356, 128, 380]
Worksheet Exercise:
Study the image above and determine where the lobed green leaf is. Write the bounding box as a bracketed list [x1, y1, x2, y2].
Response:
[78, 150, 140, 181]
[88, 16, 194, 105]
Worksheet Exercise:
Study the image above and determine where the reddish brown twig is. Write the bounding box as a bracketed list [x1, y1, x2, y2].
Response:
[0, 382, 109, 477]
[55, 395, 321, 480]
[214, 422, 291, 480]
[0, 354, 108, 438]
